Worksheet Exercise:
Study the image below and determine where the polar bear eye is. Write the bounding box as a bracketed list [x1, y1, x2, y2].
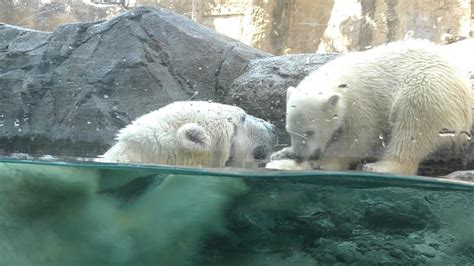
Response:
[304, 130, 315, 137]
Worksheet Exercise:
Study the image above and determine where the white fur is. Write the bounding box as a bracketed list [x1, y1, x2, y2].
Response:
[102, 101, 276, 168]
[1, 101, 276, 265]
[271, 39, 472, 175]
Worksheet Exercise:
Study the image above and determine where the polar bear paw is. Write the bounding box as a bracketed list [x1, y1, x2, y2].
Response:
[362, 160, 416, 176]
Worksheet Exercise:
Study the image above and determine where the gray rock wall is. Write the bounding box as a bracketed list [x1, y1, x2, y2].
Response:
[0, 6, 267, 157]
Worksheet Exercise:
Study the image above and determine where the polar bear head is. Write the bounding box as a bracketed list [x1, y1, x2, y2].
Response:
[102, 101, 277, 168]
[285, 85, 346, 162]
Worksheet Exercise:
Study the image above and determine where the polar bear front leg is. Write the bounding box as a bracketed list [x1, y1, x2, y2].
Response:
[361, 116, 427, 176]
[318, 137, 371, 171]
[361, 131, 422, 176]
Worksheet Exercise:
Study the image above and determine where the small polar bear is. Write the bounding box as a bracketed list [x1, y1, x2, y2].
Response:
[0, 101, 277, 265]
[270, 39, 472, 175]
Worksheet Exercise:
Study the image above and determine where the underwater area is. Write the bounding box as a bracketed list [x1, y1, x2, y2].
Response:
[1, 157, 473, 265]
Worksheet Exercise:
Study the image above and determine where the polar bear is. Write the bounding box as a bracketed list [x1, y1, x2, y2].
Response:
[0, 101, 277, 265]
[270, 39, 472, 175]
[102, 101, 277, 168]
[100, 101, 277, 189]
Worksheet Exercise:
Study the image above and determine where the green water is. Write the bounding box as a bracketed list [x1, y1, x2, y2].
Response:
[0, 158, 473, 265]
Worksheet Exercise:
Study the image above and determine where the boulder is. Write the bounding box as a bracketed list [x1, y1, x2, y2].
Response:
[0, 6, 267, 157]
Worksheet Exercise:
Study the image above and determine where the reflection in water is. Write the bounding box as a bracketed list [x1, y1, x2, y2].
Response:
[0, 158, 473, 265]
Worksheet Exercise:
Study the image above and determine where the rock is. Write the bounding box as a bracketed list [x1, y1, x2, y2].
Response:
[364, 200, 437, 232]
[0, 1, 126, 32]
[414, 244, 438, 259]
[443, 171, 474, 182]
[2, 1, 470, 55]
[0, 6, 267, 157]
[142, 0, 471, 54]
[316, 0, 471, 53]
[200, 181, 474, 265]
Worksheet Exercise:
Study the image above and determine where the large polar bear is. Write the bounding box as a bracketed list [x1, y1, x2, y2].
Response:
[0, 101, 277, 265]
[102, 101, 277, 168]
[270, 39, 472, 175]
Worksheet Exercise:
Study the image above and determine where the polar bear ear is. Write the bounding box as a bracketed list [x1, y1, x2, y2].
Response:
[323, 94, 340, 111]
[177, 123, 211, 151]
[287, 86, 296, 102]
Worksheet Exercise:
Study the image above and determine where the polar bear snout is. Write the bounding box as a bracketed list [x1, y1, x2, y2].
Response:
[249, 116, 278, 155]
[229, 114, 278, 166]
